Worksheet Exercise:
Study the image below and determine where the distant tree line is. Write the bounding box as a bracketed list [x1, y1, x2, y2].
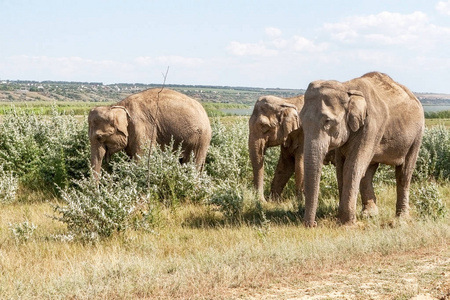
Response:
[425, 110, 450, 119]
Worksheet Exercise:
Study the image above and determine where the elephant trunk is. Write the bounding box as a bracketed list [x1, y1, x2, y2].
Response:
[303, 136, 329, 227]
[249, 136, 266, 201]
[90, 142, 106, 179]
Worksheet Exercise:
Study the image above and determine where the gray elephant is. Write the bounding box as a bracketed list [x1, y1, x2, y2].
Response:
[300, 72, 424, 226]
[248, 95, 304, 201]
[88, 88, 212, 177]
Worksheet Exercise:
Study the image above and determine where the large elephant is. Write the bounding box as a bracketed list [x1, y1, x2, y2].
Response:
[88, 88, 212, 177]
[248, 95, 304, 201]
[300, 72, 424, 226]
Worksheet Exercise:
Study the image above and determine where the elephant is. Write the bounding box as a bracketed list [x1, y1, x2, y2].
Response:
[248, 95, 304, 201]
[300, 71, 424, 226]
[88, 88, 212, 177]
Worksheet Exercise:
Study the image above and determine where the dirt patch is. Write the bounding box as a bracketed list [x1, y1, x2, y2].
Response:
[229, 245, 450, 299]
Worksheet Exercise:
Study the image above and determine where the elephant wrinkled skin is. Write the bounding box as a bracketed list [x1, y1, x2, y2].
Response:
[248, 95, 304, 201]
[88, 88, 212, 177]
[300, 72, 424, 226]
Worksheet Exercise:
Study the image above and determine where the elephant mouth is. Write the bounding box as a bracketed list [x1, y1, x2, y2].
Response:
[105, 145, 112, 163]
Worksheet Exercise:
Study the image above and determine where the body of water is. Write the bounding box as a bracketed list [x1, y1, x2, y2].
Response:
[222, 105, 450, 116]
[422, 105, 450, 112]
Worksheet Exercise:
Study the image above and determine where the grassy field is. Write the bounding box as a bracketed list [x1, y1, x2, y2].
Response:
[425, 118, 450, 128]
[0, 101, 250, 118]
[0, 110, 449, 299]
[1, 186, 449, 299]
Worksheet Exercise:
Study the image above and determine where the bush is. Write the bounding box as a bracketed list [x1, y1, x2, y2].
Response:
[414, 126, 450, 180]
[209, 182, 259, 221]
[109, 143, 213, 206]
[53, 173, 156, 242]
[9, 221, 37, 244]
[411, 182, 447, 221]
[0, 169, 19, 205]
[205, 119, 252, 185]
[0, 107, 90, 196]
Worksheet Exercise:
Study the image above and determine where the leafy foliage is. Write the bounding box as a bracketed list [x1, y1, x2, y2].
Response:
[0, 107, 90, 197]
[9, 220, 37, 244]
[0, 169, 19, 205]
[411, 181, 447, 220]
[53, 173, 152, 242]
[414, 125, 450, 180]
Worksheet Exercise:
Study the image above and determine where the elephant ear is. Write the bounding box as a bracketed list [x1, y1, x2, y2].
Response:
[347, 90, 367, 132]
[112, 108, 129, 137]
[258, 115, 272, 134]
[280, 104, 300, 147]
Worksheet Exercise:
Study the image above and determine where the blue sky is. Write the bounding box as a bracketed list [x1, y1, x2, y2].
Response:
[1, 0, 450, 93]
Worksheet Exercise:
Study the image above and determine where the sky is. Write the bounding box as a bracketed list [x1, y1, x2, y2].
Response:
[1, 0, 450, 93]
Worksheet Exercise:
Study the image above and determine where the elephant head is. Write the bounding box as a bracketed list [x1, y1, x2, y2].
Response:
[88, 105, 131, 177]
[300, 81, 367, 226]
[248, 96, 301, 200]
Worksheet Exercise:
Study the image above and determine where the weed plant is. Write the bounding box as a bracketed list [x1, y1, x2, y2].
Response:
[0, 169, 19, 204]
[415, 125, 450, 180]
[53, 173, 151, 241]
[8, 220, 37, 244]
[0, 107, 90, 198]
[411, 181, 447, 221]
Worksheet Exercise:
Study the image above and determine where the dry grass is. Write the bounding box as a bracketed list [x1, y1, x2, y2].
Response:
[1, 185, 449, 299]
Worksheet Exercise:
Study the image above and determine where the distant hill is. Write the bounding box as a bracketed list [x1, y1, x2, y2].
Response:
[1, 80, 449, 107]
[0, 80, 303, 105]
[415, 92, 450, 105]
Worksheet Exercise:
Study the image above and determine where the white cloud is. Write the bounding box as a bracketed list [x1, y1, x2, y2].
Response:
[227, 32, 328, 59]
[436, 0, 450, 15]
[227, 41, 278, 57]
[292, 36, 328, 52]
[322, 11, 438, 45]
[265, 27, 282, 38]
[135, 55, 203, 67]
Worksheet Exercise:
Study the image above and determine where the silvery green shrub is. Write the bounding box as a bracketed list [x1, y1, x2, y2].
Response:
[0, 169, 19, 204]
[53, 173, 151, 241]
[9, 220, 37, 243]
[412, 181, 447, 221]
[109, 143, 213, 206]
[0, 107, 90, 196]
[414, 125, 450, 180]
[206, 119, 252, 184]
[209, 182, 259, 220]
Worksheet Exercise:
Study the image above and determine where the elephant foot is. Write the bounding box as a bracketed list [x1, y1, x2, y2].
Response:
[304, 220, 317, 228]
[258, 195, 267, 203]
[269, 192, 282, 202]
[362, 203, 379, 218]
[396, 207, 410, 218]
[337, 213, 357, 226]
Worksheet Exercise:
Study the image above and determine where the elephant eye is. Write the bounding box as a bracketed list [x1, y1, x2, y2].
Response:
[323, 117, 335, 131]
[259, 122, 272, 133]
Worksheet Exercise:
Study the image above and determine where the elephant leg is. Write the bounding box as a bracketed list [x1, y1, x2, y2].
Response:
[294, 148, 304, 201]
[270, 146, 295, 201]
[335, 149, 344, 201]
[360, 163, 379, 217]
[193, 141, 209, 172]
[395, 137, 422, 217]
[338, 153, 373, 225]
[180, 144, 193, 165]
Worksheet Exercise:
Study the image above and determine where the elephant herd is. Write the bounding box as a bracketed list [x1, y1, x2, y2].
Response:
[88, 71, 425, 227]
